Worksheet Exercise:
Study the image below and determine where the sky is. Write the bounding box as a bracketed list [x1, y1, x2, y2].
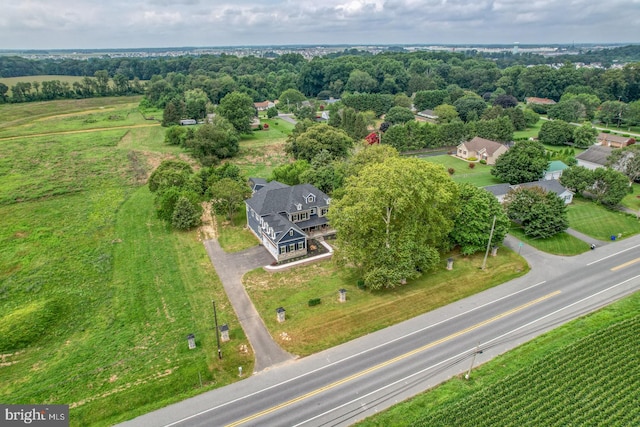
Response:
[1, 0, 639, 50]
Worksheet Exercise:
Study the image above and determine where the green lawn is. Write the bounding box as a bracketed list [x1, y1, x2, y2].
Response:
[567, 198, 640, 240]
[217, 211, 259, 253]
[244, 249, 528, 356]
[508, 224, 590, 256]
[234, 118, 293, 178]
[620, 183, 640, 212]
[417, 155, 503, 187]
[513, 119, 543, 140]
[358, 292, 640, 427]
[0, 98, 252, 426]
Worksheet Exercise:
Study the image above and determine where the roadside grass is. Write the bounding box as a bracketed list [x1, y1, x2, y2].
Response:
[243, 250, 528, 356]
[418, 155, 502, 187]
[0, 98, 252, 426]
[357, 292, 640, 427]
[620, 183, 640, 212]
[508, 224, 590, 256]
[217, 211, 259, 253]
[567, 198, 640, 240]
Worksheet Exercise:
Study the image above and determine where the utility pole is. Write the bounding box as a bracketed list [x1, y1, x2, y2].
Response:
[212, 300, 222, 360]
[465, 344, 482, 380]
[481, 215, 497, 270]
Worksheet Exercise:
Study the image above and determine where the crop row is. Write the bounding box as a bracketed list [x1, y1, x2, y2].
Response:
[412, 315, 639, 426]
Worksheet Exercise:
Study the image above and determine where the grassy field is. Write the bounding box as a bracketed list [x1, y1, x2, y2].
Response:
[217, 211, 259, 253]
[235, 117, 294, 178]
[358, 291, 639, 427]
[243, 249, 528, 356]
[513, 119, 543, 140]
[567, 198, 640, 240]
[0, 97, 253, 426]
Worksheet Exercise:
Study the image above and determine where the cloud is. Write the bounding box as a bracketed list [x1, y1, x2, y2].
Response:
[0, 0, 638, 49]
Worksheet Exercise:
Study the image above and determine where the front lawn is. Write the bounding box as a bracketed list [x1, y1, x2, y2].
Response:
[217, 211, 259, 253]
[243, 249, 528, 356]
[508, 224, 590, 256]
[567, 198, 640, 240]
[620, 183, 640, 212]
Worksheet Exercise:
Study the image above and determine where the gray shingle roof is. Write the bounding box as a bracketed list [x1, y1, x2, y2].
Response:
[247, 182, 330, 216]
[518, 180, 570, 194]
[483, 183, 512, 197]
[575, 145, 613, 166]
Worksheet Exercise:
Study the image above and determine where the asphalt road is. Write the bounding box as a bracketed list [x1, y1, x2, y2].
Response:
[119, 236, 640, 427]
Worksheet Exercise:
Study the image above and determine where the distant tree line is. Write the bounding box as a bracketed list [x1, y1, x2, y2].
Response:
[2, 47, 640, 106]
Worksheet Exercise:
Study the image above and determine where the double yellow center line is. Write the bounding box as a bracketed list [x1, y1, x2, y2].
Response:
[226, 290, 561, 426]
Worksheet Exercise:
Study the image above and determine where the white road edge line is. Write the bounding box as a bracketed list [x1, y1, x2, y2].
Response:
[293, 274, 640, 426]
[586, 243, 640, 266]
[162, 280, 547, 427]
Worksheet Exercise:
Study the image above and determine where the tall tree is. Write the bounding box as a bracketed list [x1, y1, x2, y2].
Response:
[504, 186, 569, 239]
[217, 91, 255, 134]
[209, 178, 251, 224]
[187, 116, 239, 164]
[450, 183, 510, 255]
[385, 106, 416, 125]
[491, 140, 548, 184]
[607, 144, 640, 186]
[590, 168, 630, 207]
[538, 119, 574, 146]
[572, 123, 598, 148]
[329, 157, 458, 289]
[560, 165, 595, 195]
[285, 124, 353, 162]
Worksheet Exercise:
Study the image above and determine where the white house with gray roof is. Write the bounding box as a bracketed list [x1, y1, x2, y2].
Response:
[245, 180, 331, 261]
[484, 179, 573, 204]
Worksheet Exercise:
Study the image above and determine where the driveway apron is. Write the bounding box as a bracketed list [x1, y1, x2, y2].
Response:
[203, 240, 294, 372]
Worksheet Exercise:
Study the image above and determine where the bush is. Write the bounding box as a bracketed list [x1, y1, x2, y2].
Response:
[602, 129, 611, 133]
[467, 157, 478, 161]
[469, 162, 476, 169]
[308, 298, 321, 307]
[480, 159, 487, 165]
[357, 279, 366, 290]
[263, 123, 269, 130]
[448, 168, 455, 175]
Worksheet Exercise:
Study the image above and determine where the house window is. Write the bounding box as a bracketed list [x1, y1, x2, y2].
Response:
[297, 241, 306, 250]
[289, 243, 295, 252]
[310, 207, 316, 215]
[280, 246, 286, 254]
[320, 207, 329, 216]
[289, 230, 294, 236]
[299, 212, 309, 221]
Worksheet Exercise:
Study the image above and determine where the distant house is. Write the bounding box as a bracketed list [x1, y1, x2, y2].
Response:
[544, 160, 569, 180]
[254, 100, 277, 111]
[179, 119, 197, 126]
[484, 179, 574, 204]
[416, 109, 438, 123]
[597, 133, 636, 148]
[525, 97, 557, 106]
[245, 180, 331, 261]
[576, 145, 613, 170]
[456, 137, 509, 165]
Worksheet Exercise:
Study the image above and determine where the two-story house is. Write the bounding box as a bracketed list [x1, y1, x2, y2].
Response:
[245, 179, 331, 261]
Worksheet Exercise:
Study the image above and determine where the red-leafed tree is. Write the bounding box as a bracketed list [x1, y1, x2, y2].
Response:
[365, 131, 379, 145]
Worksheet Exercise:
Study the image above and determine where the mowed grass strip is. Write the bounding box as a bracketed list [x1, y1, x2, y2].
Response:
[244, 250, 528, 356]
[567, 198, 640, 240]
[358, 293, 640, 427]
[508, 224, 590, 256]
[217, 212, 260, 253]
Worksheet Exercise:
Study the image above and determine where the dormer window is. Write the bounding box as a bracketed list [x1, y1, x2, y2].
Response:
[296, 203, 302, 211]
[305, 193, 315, 203]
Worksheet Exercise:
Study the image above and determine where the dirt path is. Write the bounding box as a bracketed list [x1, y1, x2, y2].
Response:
[0, 122, 160, 141]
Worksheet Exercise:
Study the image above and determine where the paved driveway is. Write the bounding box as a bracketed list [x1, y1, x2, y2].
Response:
[203, 240, 294, 372]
